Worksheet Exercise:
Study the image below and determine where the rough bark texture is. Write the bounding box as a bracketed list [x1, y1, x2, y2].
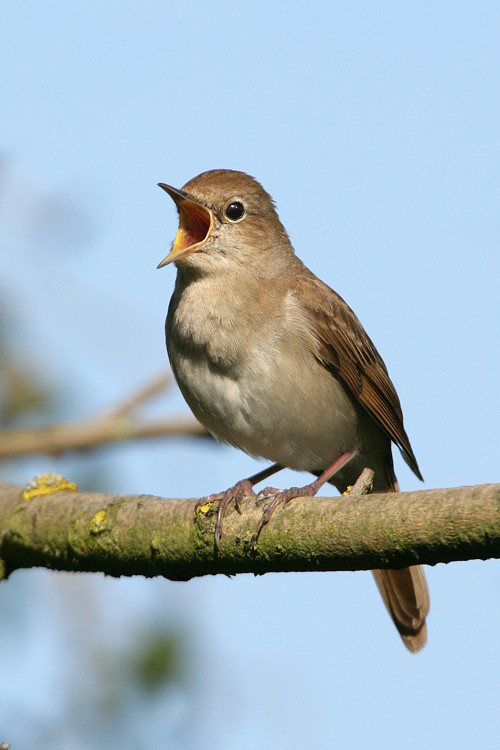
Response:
[0, 480, 498, 581]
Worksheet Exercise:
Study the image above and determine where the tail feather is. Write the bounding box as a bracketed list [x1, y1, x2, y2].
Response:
[370, 470, 429, 652]
[372, 566, 430, 653]
[331, 458, 429, 651]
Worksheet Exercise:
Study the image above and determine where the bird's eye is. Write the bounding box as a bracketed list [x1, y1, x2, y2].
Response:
[225, 201, 245, 222]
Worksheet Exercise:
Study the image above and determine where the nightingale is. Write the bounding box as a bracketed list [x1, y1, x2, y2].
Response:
[157, 169, 429, 652]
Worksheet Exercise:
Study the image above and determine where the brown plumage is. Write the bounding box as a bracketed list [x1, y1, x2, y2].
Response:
[158, 169, 429, 651]
[294, 272, 423, 481]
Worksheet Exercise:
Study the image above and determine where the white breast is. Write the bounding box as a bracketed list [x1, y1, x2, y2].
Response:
[167, 277, 360, 472]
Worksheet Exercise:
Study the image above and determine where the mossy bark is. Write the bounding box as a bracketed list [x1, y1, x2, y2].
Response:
[0, 481, 499, 581]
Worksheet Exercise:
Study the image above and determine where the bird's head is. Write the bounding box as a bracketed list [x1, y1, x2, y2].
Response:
[157, 169, 291, 275]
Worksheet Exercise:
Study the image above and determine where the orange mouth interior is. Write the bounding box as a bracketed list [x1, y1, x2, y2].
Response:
[175, 200, 212, 251]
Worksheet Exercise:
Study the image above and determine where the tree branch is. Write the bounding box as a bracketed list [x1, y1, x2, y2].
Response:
[0, 372, 209, 460]
[0, 477, 498, 581]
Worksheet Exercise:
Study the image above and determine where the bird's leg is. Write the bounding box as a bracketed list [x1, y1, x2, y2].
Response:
[196, 463, 283, 548]
[254, 450, 358, 543]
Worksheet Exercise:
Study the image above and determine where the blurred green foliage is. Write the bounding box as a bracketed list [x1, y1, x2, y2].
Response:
[129, 629, 182, 694]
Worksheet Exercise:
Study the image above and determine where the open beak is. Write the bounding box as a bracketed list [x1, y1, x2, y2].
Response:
[157, 183, 213, 268]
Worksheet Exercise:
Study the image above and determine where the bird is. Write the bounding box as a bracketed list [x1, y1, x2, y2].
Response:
[157, 169, 430, 652]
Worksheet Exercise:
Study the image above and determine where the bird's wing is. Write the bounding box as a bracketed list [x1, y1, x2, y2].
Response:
[294, 273, 423, 480]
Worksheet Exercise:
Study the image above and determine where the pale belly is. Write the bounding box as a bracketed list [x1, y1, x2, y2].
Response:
[166, 273, 394, 491]
[169, 330, 360, 473]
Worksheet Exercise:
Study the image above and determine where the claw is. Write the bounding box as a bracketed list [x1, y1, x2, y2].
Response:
[253, 451, 357, 545]
[197, 479, 255, 550]
[253, 486, 302, 544]
[194, 463, 284, 550]
[256, 485, 281, 500]
[199, 453, 357, 551]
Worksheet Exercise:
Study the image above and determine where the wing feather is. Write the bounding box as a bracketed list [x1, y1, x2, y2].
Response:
[294, 272, 423, 480]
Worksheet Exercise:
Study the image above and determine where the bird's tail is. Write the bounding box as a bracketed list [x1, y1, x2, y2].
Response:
[372, 566, 429, 652]
[372, 472, 430, 652]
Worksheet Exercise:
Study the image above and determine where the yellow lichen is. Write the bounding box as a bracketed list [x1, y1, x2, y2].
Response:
[89, 510, 108, 535]
[22, 473, 78, 501]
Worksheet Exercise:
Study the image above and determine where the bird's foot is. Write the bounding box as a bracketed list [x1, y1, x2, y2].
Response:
[253, 480, 322, 546]
[252, 451, 358, 547]
[196, 479, 256, 549]
[256, 485, 282, 500]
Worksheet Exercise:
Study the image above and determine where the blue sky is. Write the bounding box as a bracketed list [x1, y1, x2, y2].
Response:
[1, 2, 499, 748]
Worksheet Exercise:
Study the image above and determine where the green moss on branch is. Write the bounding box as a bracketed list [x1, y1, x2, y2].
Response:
[0, 481, 499, 581]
